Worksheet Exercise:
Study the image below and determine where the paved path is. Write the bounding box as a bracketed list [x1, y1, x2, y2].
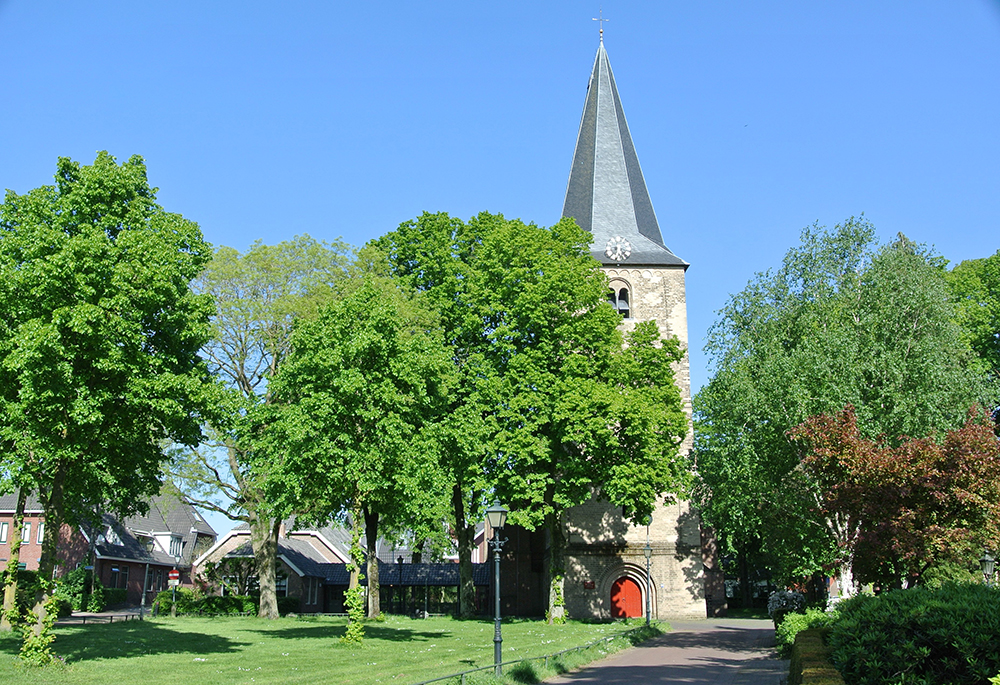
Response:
[547, 619, 788, 685]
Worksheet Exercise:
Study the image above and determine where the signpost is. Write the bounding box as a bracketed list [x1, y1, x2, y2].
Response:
[169, 568, 180, 617]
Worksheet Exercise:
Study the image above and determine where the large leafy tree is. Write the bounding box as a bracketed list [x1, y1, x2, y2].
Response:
[376, 212, 689, 621]
[263, 277, 453, 620]
[947, 249, 1000, 379]
[0, 153, 212, 655]
[694, 218, 994, 592]
[166, 235, 351, 619]
[791, 406, 1000, 588]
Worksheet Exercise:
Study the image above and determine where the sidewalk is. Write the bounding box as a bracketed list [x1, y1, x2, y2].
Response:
[547, 619, 788, 685]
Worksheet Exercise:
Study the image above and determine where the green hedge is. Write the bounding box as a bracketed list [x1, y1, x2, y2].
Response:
[790, 628, 846, 685]
[828, 583, 1000, 685]
[154, 589, 259, 616]
[777, 608, 839, 657]
[104, 588, 128, 607]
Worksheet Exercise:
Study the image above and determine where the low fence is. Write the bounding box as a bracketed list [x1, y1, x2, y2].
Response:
[410, 623, 652, 685]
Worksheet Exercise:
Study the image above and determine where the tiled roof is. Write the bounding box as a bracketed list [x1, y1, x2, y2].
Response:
[563, 42, 686, 268]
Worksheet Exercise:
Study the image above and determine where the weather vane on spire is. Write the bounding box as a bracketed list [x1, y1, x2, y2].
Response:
[593, 9, 609, 43]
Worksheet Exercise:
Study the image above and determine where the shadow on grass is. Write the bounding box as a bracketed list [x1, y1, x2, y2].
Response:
[240, 622, 450, 643]
[0, 621, 244, 663]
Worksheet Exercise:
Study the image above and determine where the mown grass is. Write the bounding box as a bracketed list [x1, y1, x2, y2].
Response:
[0, 615, 664, 685]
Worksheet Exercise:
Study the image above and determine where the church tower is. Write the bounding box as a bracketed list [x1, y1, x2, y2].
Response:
[559, 38, 711, 620]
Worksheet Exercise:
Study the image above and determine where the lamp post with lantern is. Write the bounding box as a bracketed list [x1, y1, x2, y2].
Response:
[981, 550, 996, 587]
[643, 521, 653, 627]
[485, 501, 509, 678]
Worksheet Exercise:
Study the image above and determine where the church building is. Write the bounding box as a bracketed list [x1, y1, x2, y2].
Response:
[556, 37, 720, 620]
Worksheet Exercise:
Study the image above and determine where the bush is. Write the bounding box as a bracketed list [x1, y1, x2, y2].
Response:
[104, 587, 128, 607]
[768, 589, 807, 618]
[199, 595, 257, 615]
[87, 579, 107, 612]
[828, 583, 1000, 684]
[789, 628, 846, 685]
[777, 607, 839, 657]
[277, 596, 300, 616]
[154, 587, 202, 615]
[57, 567, 93, 611]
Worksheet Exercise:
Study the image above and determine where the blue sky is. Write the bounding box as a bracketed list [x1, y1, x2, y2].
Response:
[3, 2, 999, 533]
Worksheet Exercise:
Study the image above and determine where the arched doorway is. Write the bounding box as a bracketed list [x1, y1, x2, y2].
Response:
[610, 576, 642, 618]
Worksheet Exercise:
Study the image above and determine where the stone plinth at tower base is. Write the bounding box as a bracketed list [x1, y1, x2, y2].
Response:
[563, 496, 707, 620]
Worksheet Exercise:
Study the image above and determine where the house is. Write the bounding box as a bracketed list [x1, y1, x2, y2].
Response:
[195, 519, 492, 614]
[0, 489, 216, 606]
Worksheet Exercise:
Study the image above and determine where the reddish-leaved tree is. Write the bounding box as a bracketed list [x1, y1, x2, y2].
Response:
[791, 406, 1000, 589]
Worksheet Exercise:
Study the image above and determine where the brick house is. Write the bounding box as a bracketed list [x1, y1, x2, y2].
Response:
[0, 490, 216, 606]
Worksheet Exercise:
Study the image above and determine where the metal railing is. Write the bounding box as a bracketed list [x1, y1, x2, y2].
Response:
[409, 623, 654, 685]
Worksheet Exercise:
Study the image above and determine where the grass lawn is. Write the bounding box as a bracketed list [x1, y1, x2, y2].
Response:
[0, 615, 662, 684]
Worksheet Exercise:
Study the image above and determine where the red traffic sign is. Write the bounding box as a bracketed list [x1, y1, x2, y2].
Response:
[168, 569, 180, 581]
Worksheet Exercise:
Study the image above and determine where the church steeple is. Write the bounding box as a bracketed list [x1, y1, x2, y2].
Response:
[562, 42, 686, 267]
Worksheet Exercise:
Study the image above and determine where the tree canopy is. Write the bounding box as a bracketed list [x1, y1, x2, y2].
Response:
[0, 152, 212, 657]
[694, 218, 995, 588]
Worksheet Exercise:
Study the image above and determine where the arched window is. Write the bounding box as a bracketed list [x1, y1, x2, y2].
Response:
[607, 280, 632, 319]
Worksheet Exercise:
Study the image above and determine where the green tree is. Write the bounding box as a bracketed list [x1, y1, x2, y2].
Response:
[264, 277, 453, 620]
[694, 219, 994, 593]
[166, 235, 352, 619]
[0, 152, 211, 658]
[468, 214, 689, 620]
[369, 212, 496, 617]
[947, 249, 1000, 378]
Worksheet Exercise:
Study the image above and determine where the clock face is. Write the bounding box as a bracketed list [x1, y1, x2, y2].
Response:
[605, 236, 632, 262]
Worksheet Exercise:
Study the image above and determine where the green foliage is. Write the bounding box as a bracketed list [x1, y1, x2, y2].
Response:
[103, 588, 127, 607]
[276, 597, 300, 616]
[777, 608, 838, 657]
[695, 219, 996, 583]
[153, 588, 202, 616]
[197, 595, 258, 615]
[56, 568, 92, 612]
[789, 628, 845, 685]
[947, 249, 1000, 377]
[85, 581, 106, 613]
[18, 578, 57, 666]
[0, 152, 213, 645]
[828, 583, 1000, 684]
[341, 586, 366, 644]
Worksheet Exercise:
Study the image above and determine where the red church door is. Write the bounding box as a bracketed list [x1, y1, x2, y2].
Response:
[610, 577, 642, 618]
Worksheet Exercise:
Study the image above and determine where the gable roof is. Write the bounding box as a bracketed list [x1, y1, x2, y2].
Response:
[562, 42, 686, 268]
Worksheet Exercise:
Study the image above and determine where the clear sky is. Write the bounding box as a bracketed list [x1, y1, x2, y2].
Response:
[3, 2, 999, 534]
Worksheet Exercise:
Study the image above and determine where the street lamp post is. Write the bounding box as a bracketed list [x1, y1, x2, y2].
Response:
[171, 554, 181, 617]
[980, 550, 995, 587]
[643, 524, 653, 627]
[485, 501, 509, 679]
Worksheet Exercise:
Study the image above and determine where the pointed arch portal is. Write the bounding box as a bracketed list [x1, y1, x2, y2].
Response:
[610, 576, 643, 618]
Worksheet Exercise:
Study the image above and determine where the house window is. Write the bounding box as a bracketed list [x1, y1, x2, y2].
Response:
[118, 565, 129, 589]
[169, 536, 183, 557]
[275, 573, 288, 598]
[22, 522, 31, 543]
[0, 522, 8, 544]
[37, 522, 44, 545]
[305, 577, 319, 605]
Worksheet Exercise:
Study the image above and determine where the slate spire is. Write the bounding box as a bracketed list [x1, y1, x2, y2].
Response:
[562, 42, 685, 267]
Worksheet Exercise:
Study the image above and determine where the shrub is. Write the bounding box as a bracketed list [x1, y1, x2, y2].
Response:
[199, 595, 257, 615]
[57, 567, 93, 611]
[828, 583, 1000, 685]
[277, 596, 300, 616]
[104, 588, 127, 607]
[87, 579, 107, 612]
[789, 628, 846, 685]
[768, 589, 807, 618]
[154, 587, 201, 615]
[777, 607, 839, 657]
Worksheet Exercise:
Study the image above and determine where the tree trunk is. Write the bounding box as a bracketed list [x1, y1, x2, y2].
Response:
[411, 538, 424, 565]
[738, 539, 752, 608]
[453, 483, 476, 618]
[0, 488, 27, 632]
[32, 466, 65, 637]
[348, 508, 363, 591]
[364, 506, 380, 618]
[545, 505, 566, 624]
[837, 562, 855, 600]
[251, 513, 281, 619]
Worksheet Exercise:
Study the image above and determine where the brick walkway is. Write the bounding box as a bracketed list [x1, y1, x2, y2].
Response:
[547, 619, 788, 685]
